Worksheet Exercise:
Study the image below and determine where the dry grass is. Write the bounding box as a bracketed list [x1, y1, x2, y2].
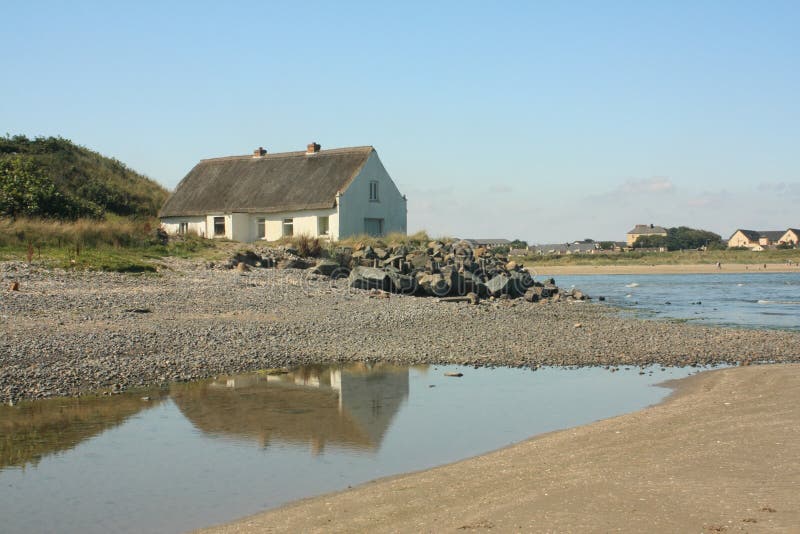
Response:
[0, 217, 158, 248]
[0, 216, 221, 271]
[335, 230, 435, 250]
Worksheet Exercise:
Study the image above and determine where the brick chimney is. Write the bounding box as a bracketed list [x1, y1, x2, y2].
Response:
[252, 147, 267, 158]
[306, 142, 321, 154]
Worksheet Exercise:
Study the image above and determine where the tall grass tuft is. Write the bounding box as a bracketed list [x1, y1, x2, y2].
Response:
[295, 234, 322, 257]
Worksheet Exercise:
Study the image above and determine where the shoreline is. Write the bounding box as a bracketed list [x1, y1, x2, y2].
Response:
[526, 261, 800, 275]
[201, 363, 800, 533]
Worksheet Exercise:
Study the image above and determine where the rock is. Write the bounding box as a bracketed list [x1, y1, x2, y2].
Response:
[439, 293, 479, 305]
[349, 266, 391, 291]
[524, 288, 540, 302]
[233, 250, 262, 267]
[417, 272, 453, 297]
[9, 281, 19, 291]
[236, 262, 250, 272]
[385, 269, 418, 294]
[444, 372, 463, 377]
[277, 258, 310, 270]
[485, 274, 510, 297]
[407, 252, 429, 270]
[311, 259, 340, 276]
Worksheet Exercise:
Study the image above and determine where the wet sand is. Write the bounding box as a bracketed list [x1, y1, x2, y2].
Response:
[202, 364, 800, 533]
[529, 262, 800, 275]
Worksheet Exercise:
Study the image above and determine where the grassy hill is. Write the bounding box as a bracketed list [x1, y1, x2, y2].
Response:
[0, 135, 168, 218]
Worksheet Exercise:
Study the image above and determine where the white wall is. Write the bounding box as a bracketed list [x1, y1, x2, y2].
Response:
[338, 151, 407, 238]
[161, 216, 207, 237]
[246, 208, 339, 242]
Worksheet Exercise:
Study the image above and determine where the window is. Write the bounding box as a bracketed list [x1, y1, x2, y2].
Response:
[282, 218, 294, 237]
[256, 219, 266, 239]
[318, 216, 329, 236]
[213, 216, 226, 237]
[178, 222, 188, 235]
[364, 218, 384, 237]
[369, 180, 379, 202]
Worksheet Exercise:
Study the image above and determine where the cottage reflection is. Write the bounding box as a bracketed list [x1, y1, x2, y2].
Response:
[170, 363, 411, 454]
[0, 392, 164, 469]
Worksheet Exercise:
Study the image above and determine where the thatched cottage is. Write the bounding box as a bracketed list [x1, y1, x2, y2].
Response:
[159, 143, 407, 242]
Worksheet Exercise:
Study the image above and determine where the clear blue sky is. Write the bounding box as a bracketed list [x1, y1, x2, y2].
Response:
[3, 1, 798, 242]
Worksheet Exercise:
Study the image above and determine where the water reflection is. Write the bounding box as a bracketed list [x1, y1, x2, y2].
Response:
[0, 364, 697, 534]
[171, 363, 412, 453]
[0, 391, 165, 469]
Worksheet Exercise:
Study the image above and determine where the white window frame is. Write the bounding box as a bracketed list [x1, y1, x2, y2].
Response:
[178, 222, 188, 235]
[256, 218, 266, 239]
[282, 218, 294, 237]
[213, 216, 226, 237]
[318, 216, 329, 236]
[369, 180, 379, 202]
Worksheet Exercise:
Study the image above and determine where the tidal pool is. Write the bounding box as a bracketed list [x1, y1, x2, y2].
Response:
[0, 363, 704, 533]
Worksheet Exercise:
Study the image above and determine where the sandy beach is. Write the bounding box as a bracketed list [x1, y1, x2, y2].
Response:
[203, 363, 800, 533]
[528, 262, 800, 275]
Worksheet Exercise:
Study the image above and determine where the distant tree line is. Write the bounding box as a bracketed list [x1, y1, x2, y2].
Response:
[633, 226, 724, 251]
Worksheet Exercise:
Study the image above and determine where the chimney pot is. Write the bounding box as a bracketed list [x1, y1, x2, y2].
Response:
[253, 147, 267, 157]
[306, 142, 321, 154]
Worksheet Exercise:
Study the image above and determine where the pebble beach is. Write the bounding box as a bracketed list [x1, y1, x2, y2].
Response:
[2, 260, 799, 402]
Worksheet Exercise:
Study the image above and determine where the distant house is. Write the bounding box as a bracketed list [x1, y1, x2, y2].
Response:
[159, 143, 407, 242]
[531, 242, 600, 255]
[779, 228, 800, 246]
[728, 229, 786, 249]
[626, 224, 668, 246]
[463, 239, 512, 249]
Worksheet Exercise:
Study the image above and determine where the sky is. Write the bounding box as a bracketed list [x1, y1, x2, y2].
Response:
[2, 1, 798, 242]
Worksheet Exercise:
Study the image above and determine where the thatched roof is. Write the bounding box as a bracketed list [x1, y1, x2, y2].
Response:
[159, 146, 374, 217]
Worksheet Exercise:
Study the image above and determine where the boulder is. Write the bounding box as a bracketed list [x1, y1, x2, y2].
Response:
[311, 259, 340, 276]
[407, 252, 429, 270]
[233, 250, 262, 267]
[485, 274, 511, 297]
[385, 269, 418, 294]
[349, 266, 391, 291]
[277, 258, 311, 270]
[417, 272, 454, 297]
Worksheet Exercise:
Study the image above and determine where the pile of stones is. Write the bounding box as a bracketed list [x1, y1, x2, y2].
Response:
[225, 240, 589, 304]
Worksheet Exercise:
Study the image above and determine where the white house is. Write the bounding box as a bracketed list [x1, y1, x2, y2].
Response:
[159, 143, 407, 242]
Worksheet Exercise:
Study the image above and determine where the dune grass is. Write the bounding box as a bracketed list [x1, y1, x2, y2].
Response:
[0, 217, 222, 271]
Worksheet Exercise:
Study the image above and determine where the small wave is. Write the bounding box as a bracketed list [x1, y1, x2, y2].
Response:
[757, 299, 800, 305]
[625, 283, 639, 288]
[737, 283, 744, 287]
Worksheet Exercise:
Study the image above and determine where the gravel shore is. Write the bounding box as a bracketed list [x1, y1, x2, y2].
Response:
[2, 260, 799, 402]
